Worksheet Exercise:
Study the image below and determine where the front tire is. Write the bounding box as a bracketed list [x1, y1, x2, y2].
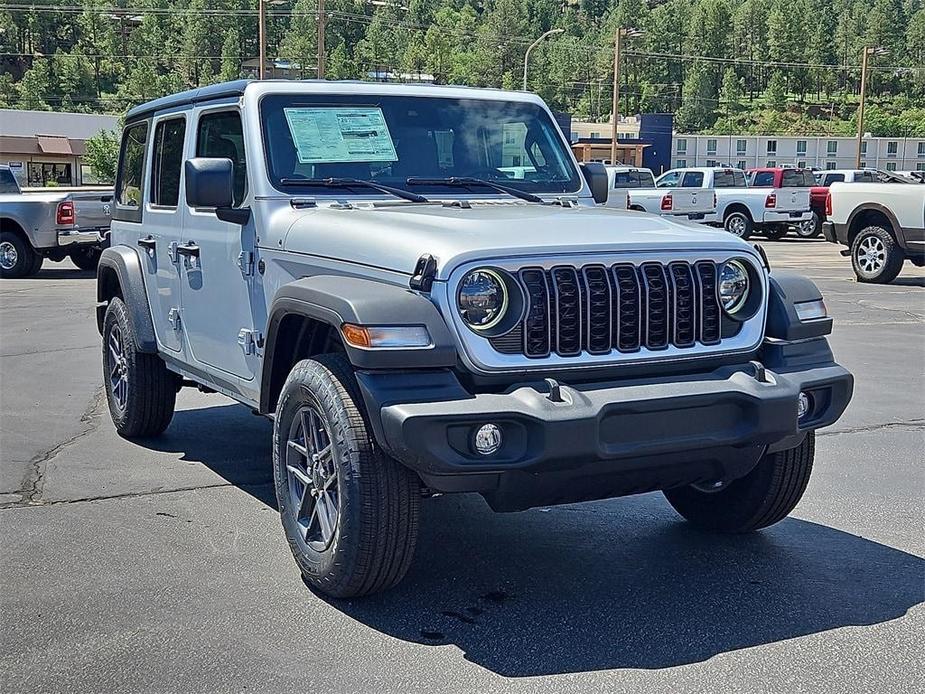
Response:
[724, 210, 753, 240]
[663, 433, 815, 533]
[763, 225, 788, 241]
[851, 225, 904, 284]
[70, 246, 101, 271]
[273, 353, 420, 598]
[102, 298, 177, 437]
[0, 231, 39, 279]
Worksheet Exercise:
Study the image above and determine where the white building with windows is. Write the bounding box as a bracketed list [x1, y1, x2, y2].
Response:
[671, 134, 925, 173]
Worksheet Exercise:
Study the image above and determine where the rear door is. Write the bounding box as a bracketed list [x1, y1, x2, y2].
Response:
[116, 119, 183, 353]
[178, 107, 258, 382]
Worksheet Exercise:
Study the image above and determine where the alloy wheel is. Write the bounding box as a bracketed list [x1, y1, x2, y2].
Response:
[726, 215, 747, 237]
[857, 235, 886, 274]
[107, 324, 129, 412]
[286, 402, 340, 551]
[0, 241, 18, 271]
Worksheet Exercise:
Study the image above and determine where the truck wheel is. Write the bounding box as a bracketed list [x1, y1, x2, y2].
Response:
[663, 432, 814, 533]
[102, 298, 177, 438]
[70, 247, 101, 271]
[0, 231, 39, 279]
[796, 211, 821, 238]
[724, 211, 753, 240]
[851, 225, 904, 284]
[763, 226, 788, 241]
[273, 354, 420, 598]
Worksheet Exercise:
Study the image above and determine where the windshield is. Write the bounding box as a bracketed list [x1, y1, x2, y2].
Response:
[260, 94, 581, 196]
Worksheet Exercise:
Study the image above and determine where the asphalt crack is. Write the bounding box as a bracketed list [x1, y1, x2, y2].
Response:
[12, 386, 106, 507]
[818, 419, 925, 437]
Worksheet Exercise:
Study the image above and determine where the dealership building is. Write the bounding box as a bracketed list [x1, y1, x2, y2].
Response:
[0, 109, 119, 187]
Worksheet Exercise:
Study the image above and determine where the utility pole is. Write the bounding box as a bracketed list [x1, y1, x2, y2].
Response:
[258, 0, 266, 79]
[610, 29, 622, 165]
[610, 28, 643, 165]
[317, 0, 326, 79]
[522, 28, 564, 91]
[855, 46, 884, 168]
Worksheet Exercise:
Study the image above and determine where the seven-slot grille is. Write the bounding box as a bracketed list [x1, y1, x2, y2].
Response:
[496, 261, 724, 358]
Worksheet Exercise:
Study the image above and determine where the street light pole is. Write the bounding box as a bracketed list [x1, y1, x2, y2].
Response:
[523, 29, 564, 91]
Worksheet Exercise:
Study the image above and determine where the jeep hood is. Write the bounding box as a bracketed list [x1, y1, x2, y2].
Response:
[282, 202, 751, 279]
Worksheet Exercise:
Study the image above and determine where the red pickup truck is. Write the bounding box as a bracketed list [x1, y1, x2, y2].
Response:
[747, 167, 825, 238]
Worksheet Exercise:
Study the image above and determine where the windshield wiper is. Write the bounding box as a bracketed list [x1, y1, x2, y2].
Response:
[406, 176, 545, 204]
[278, 177, 429, 203]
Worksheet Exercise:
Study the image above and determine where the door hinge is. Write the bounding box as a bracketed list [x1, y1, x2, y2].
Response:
[167, 307, 181, 331]
[237, 251, 255, 277]
[237, 328, 262, 355]
[167, 241, 180, 264]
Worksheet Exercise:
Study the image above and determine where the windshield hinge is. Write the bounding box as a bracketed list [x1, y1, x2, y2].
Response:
[554, 197, 579, 208]
[237, 250, 255, 277]
[409, 253, 438, 292]
[290, 198, 317, 209]
[237, 328, 263, 356]
[442, 199, 472, 209]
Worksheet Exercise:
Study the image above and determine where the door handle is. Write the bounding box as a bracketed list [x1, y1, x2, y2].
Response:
[175, 242, 200, 258]
[137, 236, 156, 251]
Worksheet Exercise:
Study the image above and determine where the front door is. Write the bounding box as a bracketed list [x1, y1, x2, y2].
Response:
[178, 107, 258, 381]
[134, 117, 184, 353]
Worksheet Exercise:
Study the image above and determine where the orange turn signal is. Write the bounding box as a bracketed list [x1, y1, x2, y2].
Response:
[341, 324, 372, 348]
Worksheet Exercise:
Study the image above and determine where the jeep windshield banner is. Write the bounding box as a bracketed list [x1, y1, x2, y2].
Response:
[283, 107, 398, 164]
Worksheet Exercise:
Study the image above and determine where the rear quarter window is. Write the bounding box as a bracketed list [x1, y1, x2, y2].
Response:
[114, 122, 149, 221]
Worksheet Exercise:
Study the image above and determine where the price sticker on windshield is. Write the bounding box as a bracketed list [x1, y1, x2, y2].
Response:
[283, 107, 398, 164]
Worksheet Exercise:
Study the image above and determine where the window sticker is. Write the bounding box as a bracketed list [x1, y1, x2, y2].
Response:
[283, 107, 397, 164]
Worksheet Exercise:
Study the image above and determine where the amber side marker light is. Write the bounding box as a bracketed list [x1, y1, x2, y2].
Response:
[341, 324, 432, 349]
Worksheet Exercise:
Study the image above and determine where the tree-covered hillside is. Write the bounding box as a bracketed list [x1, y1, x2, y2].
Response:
[1, 0, 923, 135]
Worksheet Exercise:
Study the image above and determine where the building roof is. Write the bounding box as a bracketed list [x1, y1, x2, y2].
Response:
[0, 110, 119, 139]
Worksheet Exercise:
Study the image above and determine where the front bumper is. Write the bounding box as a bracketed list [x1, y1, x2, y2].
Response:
[763, 210, 812, 224]
[57, 229, 105, 247]
[360, 349, 853, 511]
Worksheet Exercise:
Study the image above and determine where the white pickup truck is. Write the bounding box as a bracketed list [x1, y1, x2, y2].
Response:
[605, 166, 715, 220]
[656, 167, 812, 241]
[822, 182, 925, 283]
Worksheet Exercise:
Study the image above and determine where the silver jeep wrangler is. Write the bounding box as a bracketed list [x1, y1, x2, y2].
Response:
[97, 80, 853, 597]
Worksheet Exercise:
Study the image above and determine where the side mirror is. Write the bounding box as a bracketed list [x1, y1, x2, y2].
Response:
[579, 162, 609, 205]
[184, 158, 250, 225]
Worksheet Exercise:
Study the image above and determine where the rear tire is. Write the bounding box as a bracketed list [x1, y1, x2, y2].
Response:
[70, 247, 101, 271]
[795, 211, 821, 238]
[851, 225, 904, 284]
[273, 353, 421, 598]
[102, 298, 177, 437]
[664, 433, 815, 533]
[0, 231, 39, 279]
[724, 210, 753, 240]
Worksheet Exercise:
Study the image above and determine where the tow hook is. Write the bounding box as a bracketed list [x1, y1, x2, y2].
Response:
[544, 378, 566, 403]
[748, 360, 771, 384]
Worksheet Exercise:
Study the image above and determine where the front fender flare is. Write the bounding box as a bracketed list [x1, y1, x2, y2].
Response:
[96, 246, 158, 353]
[261, 275, 458, 411]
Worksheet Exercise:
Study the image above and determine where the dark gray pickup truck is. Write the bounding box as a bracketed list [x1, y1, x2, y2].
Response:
[0, 165, 112, 278]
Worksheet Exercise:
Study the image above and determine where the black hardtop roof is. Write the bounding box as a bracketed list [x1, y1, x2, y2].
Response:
[125, 80, 252, 123]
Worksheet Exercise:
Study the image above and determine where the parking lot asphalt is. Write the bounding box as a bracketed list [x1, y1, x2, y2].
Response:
[1, 240, 923, 694]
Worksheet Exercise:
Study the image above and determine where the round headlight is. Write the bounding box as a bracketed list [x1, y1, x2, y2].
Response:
[458, 268, 508, 330]
[718, 260, 750, 313]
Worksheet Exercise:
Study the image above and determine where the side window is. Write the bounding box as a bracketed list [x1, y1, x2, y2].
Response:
[196, 111, 247, 207]
[657, 171, 680, 188]
[753, 171, 776, 187]
[116, 122, 149, 209]
[150, 118, 186, 207]
[825, 174, 845, 185]
[681, 171, 704, 187]
[0, 168, 17, 193]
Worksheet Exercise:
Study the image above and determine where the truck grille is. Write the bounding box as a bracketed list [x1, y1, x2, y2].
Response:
[494, 261, 724, 358]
